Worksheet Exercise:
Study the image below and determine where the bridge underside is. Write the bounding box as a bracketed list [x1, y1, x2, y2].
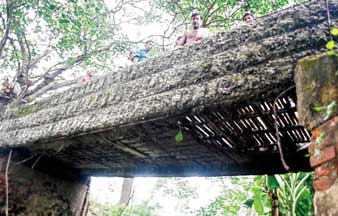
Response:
[2, 0, 337, 177]
[9, 89, 310, 177]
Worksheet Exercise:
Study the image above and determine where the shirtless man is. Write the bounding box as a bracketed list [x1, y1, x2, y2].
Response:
[176, 12, 210, 46]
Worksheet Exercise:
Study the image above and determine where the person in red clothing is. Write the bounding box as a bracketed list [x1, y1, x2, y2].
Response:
[80, 71, 93, 84]
[1, 78, 14, 97]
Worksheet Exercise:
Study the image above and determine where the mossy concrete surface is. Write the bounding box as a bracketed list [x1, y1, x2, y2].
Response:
[0, 155, 89, 216]
[314, 179, 338, 216]
[1, 0, 337, 147]
[295, 54, 338, 130]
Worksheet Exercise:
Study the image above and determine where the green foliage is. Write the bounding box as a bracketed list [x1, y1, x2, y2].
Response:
[313, 101, 337, 121]
[13, 104, 40, 117]
[324, 101, 337, 120]
[251, 176, 272, 215]
[89, 201, 156, 216]
[266, 175, 279, 190]
[275, 173, 314, 216]
[155, 178, 198, 200]
[0, 0, 159, 100]
[326, 40, 335, 50]
[156, 0, 306, 30]
[313, 105, 326, 112]
[326, 28, 338, 56]
[1, 0, 114, 66]
[250, 173, 314, 216]
[175, 128, 184, 142]
[331, 28, 338, 36]
[198, 173, 314, 216]
[197, 176, 254, 216]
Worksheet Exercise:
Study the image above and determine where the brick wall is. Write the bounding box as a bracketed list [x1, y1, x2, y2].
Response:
[309, 116, 338, 191]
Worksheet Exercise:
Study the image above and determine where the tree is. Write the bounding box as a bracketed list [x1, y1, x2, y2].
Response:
[198, 173, 314, 216]
[275, 173, 314, 216]
[88, 199, 156, 216]
[0, 0, 166, 104]
[197, 176, 254, 216]
[118, 178, 134, 206]
[152, 177, 199, 214]
[0, 0, 308, 104]
[155, 0, 307, 30]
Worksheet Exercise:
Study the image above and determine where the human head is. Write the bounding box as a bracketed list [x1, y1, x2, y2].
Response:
[243, 12, 255, 23]
[145, 40, 154, 51]
[191, 12, 203, 30]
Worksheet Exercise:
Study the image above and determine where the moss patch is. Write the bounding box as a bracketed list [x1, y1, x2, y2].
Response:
[13, 104, 41, 117]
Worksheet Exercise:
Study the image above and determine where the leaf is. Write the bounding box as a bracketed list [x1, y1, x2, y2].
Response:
[48, 3, 57, 10]
[59, 18, 69, 25]
[312, 105, 326, 112]
[253, 192, 264, 215]
[324, 101, 337, 120]
[266, 175, 279, 190]
[326, 101, 337, 113]
[331, 28, 338, 36]
[262, 194, 272, 208]
[327, 50, 336, 56]
[253, 176, 265, 186]
[175, 129, 184, 142]
[244, 199, 254, 208]
[326, 40, 335, 49]
[316, 132, 325, 144]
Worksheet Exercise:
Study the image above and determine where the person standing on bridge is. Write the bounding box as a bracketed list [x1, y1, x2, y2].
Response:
[176, 11, 210, 46]
[133, 40, 154, 63]
[1, 78, 15, 98]
[243, 12, 255, 24]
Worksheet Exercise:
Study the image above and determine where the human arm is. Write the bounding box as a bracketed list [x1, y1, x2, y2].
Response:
[175, 33, 187, 46]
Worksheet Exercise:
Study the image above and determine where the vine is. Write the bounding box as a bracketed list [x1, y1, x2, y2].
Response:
[326, 28, 338, 56]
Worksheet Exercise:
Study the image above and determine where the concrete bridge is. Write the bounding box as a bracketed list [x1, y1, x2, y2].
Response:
[0, 0, 338, 215]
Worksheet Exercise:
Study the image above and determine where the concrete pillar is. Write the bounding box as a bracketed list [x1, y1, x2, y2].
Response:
[295, 53, 338, 215]
[0, 153, 90, 215]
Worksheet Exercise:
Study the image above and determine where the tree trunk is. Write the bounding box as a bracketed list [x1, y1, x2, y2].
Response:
[268, 189, 280, 216]
[118, 178, 134, 206]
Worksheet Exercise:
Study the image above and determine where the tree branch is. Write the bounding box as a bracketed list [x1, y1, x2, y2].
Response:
[27, 79, 78, 102]
[28, 49, 50, 71]
[203, 0, 217, 25]
[26, 43, 113, 98]
[0, 0, 13, 59]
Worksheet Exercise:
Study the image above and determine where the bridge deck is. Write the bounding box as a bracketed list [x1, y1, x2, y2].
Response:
[51, 90, 310, 177]
[0, 0, 337, 177]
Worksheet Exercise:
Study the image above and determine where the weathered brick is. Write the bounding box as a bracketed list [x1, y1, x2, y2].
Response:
[308, 143, 316, 154]
[334, 143, 338, 153]
[322, 116, 338, 131]
[334, 161, 338, 176]
[313, 176, 333, 191]
[319, 140, 331, 148]
[310, 146, 336, 167]
[314, 164, 331, 179]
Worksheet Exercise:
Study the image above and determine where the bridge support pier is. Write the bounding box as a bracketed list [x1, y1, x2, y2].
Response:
[0, 154, 89, 216]
[295, 53, 338, 215]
